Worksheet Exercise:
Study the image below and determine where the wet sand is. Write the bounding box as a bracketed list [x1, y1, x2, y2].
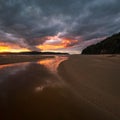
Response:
[0, 55, 120, 120]
[58, 55, 120, 120]
[0, 55, 54, 65]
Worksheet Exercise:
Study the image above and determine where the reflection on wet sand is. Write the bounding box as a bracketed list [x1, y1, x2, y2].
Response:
[0, 56, 68, 90]
[0, 62, 30, 70]
[35, 56, 68, 92]
[37, 56, 68, 73]
[0, 62, 30, 83]
[0, 56, 73, 120]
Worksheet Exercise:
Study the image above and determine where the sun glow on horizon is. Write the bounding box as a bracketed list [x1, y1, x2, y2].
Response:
[0, 35, 79, 53]
[0, 42, 30, 53]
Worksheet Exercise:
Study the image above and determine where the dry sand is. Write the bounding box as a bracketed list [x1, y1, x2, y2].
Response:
[58, 55, 120, 120]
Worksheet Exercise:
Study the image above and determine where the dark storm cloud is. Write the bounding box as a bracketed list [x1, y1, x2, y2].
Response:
[0, 0, 120, 50]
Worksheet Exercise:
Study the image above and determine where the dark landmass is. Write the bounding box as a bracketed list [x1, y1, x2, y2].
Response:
[82, 32, 120, 54]
[0, 51, 69, 55]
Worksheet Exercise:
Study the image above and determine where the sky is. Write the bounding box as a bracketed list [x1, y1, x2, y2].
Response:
[0, 0, 120, 54]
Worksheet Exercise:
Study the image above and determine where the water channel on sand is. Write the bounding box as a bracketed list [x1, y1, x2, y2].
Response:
[0, 55, 118, 120]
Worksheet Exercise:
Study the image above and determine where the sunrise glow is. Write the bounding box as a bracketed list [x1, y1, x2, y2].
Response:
[36, 35, 78, 52]
[0, 42, 30, 53]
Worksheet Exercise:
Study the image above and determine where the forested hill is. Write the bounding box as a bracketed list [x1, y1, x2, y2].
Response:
[82, 33, 120, 54]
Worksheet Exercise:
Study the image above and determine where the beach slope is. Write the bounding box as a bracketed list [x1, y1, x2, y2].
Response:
[58, 55, 120, 119]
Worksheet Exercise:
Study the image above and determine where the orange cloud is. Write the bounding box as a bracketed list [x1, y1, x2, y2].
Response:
[37, 44, 65, 50]
[0, 42, 30, 53]
[36, 35, 78, 51]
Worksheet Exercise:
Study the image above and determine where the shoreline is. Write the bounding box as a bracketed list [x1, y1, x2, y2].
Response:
[0, 55, 54, 65]
[0, 54, 120, 65]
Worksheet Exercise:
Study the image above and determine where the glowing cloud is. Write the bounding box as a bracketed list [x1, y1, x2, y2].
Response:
[36, 35, 78, 52]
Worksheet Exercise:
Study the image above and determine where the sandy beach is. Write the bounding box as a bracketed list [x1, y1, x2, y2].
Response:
[58, 55, 120, 120]
[0, 55, 120, 120]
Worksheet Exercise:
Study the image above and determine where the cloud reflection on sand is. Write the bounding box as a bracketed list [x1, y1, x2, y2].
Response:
[0, 56, 68, 92]
[37, 56, 68, 73]
[35, 56, 68, 92]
